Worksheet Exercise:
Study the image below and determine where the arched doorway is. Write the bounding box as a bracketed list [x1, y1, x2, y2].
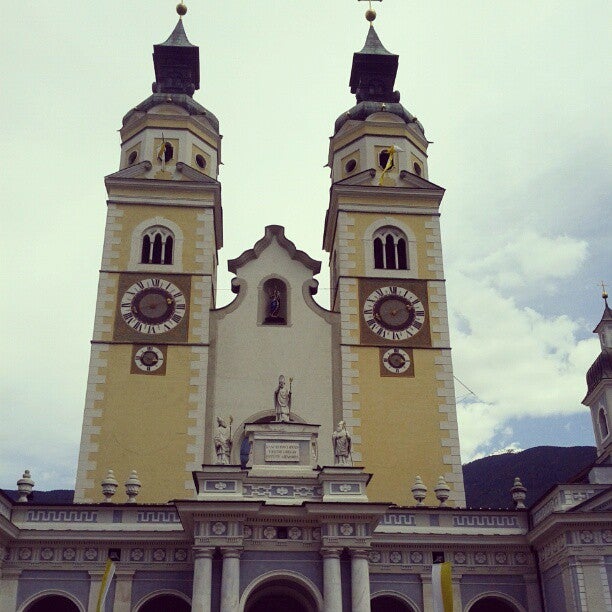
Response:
[468, 596, 520, 612]
[372, 594, 415, 612]
[244, 577, 320, 612]
[24, 595, 80, 612]
[138, 594, 190, 612]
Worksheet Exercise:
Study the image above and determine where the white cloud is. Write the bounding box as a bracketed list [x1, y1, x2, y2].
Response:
[449, 268, 599, 462]
[459, 231, 588, 290]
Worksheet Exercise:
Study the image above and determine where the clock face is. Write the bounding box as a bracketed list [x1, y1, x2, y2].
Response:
[363, 286, 425, 341]
[134, 345, 165, 372]
[382, 348, 411, 374]
[120, 278, 186, 334]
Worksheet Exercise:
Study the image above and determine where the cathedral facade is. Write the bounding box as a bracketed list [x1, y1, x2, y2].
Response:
[0, 8, 610, 612]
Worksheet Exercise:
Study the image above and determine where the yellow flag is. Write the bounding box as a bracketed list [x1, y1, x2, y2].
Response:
[96, 558, 116, 612]
[432, 562, 453, 612]
[157, 133, 167, 161]
[378, 145, 396, 185]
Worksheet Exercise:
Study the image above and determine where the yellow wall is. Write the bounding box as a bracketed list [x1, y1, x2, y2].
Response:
[354, 347, 451, 506]
[82, 344, 196, 503]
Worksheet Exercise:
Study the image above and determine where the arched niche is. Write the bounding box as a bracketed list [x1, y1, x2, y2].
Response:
[260, 277, 289, 325]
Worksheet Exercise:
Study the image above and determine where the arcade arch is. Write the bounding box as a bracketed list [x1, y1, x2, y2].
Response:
[241, 571, 323, 612]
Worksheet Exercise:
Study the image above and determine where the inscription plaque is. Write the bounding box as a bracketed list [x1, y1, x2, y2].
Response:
[265, 442, 300, 462]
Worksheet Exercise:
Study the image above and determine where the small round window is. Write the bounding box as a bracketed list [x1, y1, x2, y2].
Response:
[413, 162, 422, 176]
[195, 154, 206, 169]
[379, 149, 394, 169]
[345, 159, 357, 173]
[128, 151, 138, 165]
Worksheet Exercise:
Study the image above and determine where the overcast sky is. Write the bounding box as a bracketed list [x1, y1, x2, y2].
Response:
[1, 1, 610, 491]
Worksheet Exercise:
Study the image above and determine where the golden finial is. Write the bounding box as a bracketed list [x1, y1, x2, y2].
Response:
[176, 2, 187, 17]
[600, 281, 608, 300]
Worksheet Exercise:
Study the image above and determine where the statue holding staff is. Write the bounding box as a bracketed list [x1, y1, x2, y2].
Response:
[332, 420, 352, 466]
[214, 416, 233, 464]
[274, 375, 293, 422]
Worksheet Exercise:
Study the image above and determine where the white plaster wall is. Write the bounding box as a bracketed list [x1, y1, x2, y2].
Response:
[212, 238, 335, 465]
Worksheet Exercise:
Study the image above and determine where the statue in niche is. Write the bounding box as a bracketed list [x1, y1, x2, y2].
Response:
[332, 421, 352, 466]
[214, 416, 232, 464]
[274, 375, 293, 422]
[263, 279, 287, 324]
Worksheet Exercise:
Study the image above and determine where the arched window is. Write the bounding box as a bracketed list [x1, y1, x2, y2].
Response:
[373, 226, 408, 271]
[599, 407, 609, 438]
[140, 226, 174, 265]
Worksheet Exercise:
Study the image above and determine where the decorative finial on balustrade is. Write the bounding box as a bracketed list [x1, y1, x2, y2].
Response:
[511, 476, 527, 509]
[101, 470, 119, 502]
[17, 470, 35, 503]
[434, 476, 451, 507]
[125, 470, 142, 503]
[411, 475, 427, 506]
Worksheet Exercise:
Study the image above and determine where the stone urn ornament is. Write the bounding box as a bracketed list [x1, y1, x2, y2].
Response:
[125, 470, 142, 503]
[434, 475, 450, 506]
[411, 475, 427, 506]
[511, 476, 527, 509]
[17, 470, 35, 502]
[101, 470, 119, 502]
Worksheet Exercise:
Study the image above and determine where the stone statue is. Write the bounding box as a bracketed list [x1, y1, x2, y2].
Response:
[214, 416, 232, 464]
[268, 288, 281, 319]
[274, 375, 292, 422]
[332, 421, 352, 466]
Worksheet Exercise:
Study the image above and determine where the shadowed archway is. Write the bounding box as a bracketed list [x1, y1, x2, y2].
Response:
[468, 596, 520, 612]
[371, 594, 416, 612]
[24, 595, 80, 612]
[244, 576, 320, 612]
[138, 594, 190, 612]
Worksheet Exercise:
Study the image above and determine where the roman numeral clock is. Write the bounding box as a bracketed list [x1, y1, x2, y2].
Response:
[113, 274, 191, 375]
[359, 280, 431, 377]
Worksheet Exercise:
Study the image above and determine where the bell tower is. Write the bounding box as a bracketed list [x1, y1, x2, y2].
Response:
[583, 289, 612, 463]
[75, 7, 222, 503]
[324, 11, 465, 506]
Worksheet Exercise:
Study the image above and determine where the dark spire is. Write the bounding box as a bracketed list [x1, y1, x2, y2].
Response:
[152, 19, 200, 96]
[349, 25, 400, 104]
[594, 293, 612, 334]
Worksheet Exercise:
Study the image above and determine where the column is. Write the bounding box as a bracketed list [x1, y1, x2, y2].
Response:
[192, 548, 214, 612]
[321, 548, 343, 612]
[350, 549, 371, 612]
[220, 547, 241, 612]
[113, 571, 135, 612]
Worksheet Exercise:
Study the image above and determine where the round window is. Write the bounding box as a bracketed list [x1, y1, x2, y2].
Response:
[128, 151, 138, 165]
[345, 159, 357, 173]
[195, 154, 206, 169]
[413, 162, 422, 176]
